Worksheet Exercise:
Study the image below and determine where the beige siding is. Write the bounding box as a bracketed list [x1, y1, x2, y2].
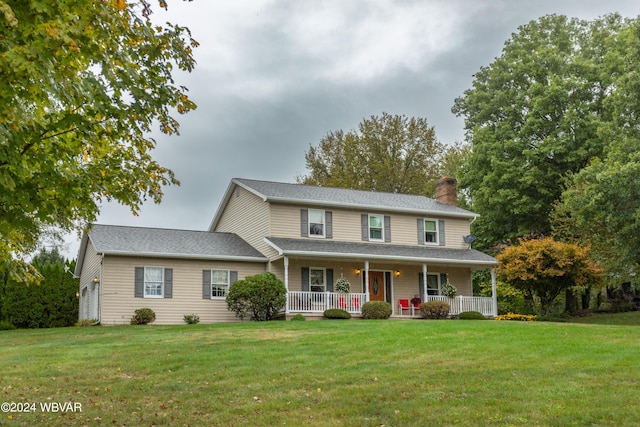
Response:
[269, 203, 471, 248]
[100, 255, 266, 325]
[215, 185, 276, 257]
[78, 241, 102, 320]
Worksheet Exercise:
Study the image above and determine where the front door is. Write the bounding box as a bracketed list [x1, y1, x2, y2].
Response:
[368, 271, 385, 301]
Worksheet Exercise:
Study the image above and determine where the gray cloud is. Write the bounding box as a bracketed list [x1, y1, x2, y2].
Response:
[59, 0, 640, 257]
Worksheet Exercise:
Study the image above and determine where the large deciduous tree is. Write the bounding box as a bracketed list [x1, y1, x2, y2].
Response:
[298, 113, 447, 196]
[0, 1, 197, 280]
[452, 14, 628, 249]
[496, 236, 602, 314]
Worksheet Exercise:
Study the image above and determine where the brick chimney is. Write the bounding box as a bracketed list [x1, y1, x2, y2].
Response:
[435, 176, 457, 207]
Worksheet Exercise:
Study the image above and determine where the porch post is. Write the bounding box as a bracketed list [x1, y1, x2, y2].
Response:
[284, 256, 289, 313]
[422, 263, 428, 302]
[490, 269, 497, 317]
[364, 261, 370, 302]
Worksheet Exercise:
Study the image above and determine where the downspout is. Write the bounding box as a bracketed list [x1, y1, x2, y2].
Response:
[284, 256, 289, 313]
[96, 253, 104, 325]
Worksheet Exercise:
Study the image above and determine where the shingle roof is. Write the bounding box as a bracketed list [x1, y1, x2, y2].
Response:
[235, 178, 476, 217]
[264, 237, 496, 267]
[87, 224, 267, 261]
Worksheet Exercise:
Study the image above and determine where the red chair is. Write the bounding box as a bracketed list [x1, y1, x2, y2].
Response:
[351, 297, 360, 310]
[411, 297, 422, 314]
[338, 297, 347, 310]
[398, 299, 413, 316]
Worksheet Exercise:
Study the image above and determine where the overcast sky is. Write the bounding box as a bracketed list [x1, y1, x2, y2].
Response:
[60, 0, 640, 258]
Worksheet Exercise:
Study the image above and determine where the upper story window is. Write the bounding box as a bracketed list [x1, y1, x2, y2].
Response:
[301, 209, 332, 239]
[424, 219, 438, 244]
[309, 209, 325, 237]
[309, 268, 326, 292]
[369, 214, 384, 241]
[362, 214, 391, 242]
[144, 267, 164, 298]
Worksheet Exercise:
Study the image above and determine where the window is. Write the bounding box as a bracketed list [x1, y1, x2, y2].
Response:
[369, 214, 384, 241]
[211, 269, 230, 298]
[144, 267, 164, 298]
[308, 209, 325, 237]
[424, 219, 438, 244]
[426, 273, 440, 296]
[309, 268, 326, 292]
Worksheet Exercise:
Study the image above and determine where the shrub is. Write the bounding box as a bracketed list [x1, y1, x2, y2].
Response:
[323, 308, 351, 319]
[75, 319, 99, 327]
[226, 272, 286, 321]
[458, 311, 486, 320]
[494, 312, 537, 321]
[130, 308, 156, 325]
[183, 314, 200, 324]
[419, 300, 451, 319]
[0, 320, 16, 330]
[290, 313, 306, 321]
[361, 301, 392, 319]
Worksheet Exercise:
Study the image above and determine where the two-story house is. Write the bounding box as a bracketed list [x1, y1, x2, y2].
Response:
[75, 177, 497, 324]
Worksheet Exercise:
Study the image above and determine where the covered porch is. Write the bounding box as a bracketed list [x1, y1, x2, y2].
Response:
[265, 237, 498, 318]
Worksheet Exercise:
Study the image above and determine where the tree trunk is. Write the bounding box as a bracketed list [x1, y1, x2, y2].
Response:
[565, 288, 578, 314]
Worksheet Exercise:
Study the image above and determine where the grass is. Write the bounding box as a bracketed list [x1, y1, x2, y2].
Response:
[1, 314, 640, 426]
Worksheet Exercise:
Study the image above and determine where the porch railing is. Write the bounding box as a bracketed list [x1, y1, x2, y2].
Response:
[287, 291, 366, 314]
[425, 295, 495, 316]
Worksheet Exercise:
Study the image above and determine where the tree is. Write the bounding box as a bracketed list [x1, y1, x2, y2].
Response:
[0, 1, 197, 281]
[226, 273, 286, 321]
[298, 113, 445, 196]
[559, 19, 640, 288]
[452, 14, 628, 249]
[0, 248, 78, 328]
[495, 236, 602, 314]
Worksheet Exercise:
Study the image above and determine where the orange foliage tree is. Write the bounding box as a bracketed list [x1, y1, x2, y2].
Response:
[496, 237, 602, 314]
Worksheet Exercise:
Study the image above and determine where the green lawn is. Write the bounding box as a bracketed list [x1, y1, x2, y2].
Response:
[1, 316, 639, 426]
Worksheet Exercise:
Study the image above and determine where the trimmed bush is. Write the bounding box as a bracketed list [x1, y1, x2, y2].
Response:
[419, 300, 450, 319]
[130, 308, 156, 325]
[183, 314, 200, 324]
[361, 301, 392, 319]
[323, 308, 351, 319]
[226, 272, 286, 321]
[458, 311, 486, 320]
[290, 313, 306, 321]
[0, 320, 16, 330]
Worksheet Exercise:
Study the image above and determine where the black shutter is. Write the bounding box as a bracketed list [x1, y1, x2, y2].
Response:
[134, 267, 144, 298]
[326, 269, 334, 292]
[361, 214, 368, 241]
[439, 220, 445, 246]
[384, 215, 391, 242]
[164, 268, 173, 298]
[325, 211, 333, 239]
[301, 267, 310, 291]
[202, 270, 211, 299]
[385, 271, 391, 303]
[301, 209, 308, 237]
[440, 273, 447, 288]
[417, 218, 425, 244]
[230, 271, 238, 284]
[418, 272, 425, 298]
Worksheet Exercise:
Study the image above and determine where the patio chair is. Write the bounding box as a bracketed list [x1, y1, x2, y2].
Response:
[338, 297, 347, 310]
[398, 299, 413, 316]
[411, 297, 422, 314]
[351, 297, 360, 311]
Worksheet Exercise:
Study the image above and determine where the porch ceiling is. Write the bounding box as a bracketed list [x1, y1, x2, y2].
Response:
[264, 237, 497, 268]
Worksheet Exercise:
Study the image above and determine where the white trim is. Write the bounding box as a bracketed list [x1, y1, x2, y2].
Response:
[210, 268, 231, 299]
[309, 267, 327, 293]
[143, 266, 164, 298]
[97, 250, 266, 263]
